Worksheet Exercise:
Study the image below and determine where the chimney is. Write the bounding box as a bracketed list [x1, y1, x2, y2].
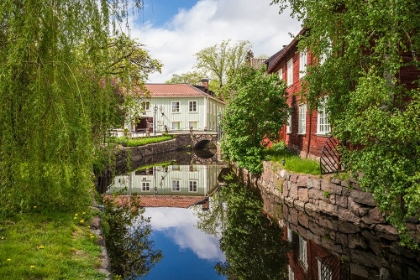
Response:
[201, 78, 209, 93]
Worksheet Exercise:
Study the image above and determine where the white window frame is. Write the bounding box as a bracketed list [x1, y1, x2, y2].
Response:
[317, 97, 331, 135]
[189, 121, 197, 129]
[288, 265, 295, 280]
[142, 182, 150, 192]
[299, 50, 307, 78]
[171, 101, 180, 113]
[287, 226, 293, 242]
[320, 38, 332, 65]
[317, 258, 333, 280]
[189, 180, 198, 192]
[298, 104, 307, 135]
[188, 100, 197, 112]
[287, 58, 293, 86]
[171, 122, 180, 130]
[278, 68, 283, 81]
[299, 235, 308, 270]
[141, 101, 150, 110]
[172, 180, 180, 191]
[286, 113, 292, 134]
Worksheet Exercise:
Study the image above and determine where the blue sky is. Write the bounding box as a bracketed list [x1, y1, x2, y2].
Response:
[141, 207, 225, 279]
[129, 0, 301, 83]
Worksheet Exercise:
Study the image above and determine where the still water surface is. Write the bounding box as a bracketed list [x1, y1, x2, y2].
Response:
[105, 151, 420, 279]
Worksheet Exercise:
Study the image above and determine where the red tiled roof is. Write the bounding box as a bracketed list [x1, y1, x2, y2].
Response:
[145, 83, 207, 98]
[104, 195, 208, 208]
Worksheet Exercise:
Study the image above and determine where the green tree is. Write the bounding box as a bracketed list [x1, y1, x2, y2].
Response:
[221, 66, 288, 173]
[215, 174, 290, 279]
[165, 70, 207, 85]
[271, 0, 420, 246]
[194, 40, 252, 98]
[0, 0, 160, 215]
[103, 196, 162, 279]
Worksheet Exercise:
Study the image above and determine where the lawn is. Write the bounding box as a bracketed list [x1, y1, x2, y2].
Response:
[263, 142, 321, 175]
[0, 210, 105, 280]
[110, 135, 174, 147]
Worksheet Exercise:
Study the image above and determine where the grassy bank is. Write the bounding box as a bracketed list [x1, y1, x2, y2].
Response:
[0, 210, 105, 280]
[110, 135, 174, 147]
[263, 142, 321, 175]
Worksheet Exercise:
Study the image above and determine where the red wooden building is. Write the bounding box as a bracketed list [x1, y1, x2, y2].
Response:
[265, 29, 330, 161]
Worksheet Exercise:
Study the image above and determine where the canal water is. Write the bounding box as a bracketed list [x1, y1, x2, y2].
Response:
[104, 150, 420, 280]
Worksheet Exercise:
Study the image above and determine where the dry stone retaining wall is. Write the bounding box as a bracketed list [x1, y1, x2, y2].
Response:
[234, 161, 420, 241]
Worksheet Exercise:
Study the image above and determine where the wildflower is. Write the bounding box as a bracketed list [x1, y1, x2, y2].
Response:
[74, 213, 78, 217]
[7, 259, 11, 262]
[30, 265, 35, 269]
[79, 219, 84, 224]
[33, 206, 37, 209]
[1, 236, 5, 240]
[90, 235, 95, 239]
[73, 217, 77, 220]
[39, 245, 44, 249]
[82, 212, 86, 215]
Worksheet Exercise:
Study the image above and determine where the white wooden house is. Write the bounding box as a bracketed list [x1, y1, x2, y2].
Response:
[126, 81, 225, 134]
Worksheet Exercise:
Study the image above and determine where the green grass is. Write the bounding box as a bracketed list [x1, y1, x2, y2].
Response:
[263, 148, 321, 175]
[0, 210, 105, 280]
[110, 135, 174, 147]
[133, 161, 174, 172]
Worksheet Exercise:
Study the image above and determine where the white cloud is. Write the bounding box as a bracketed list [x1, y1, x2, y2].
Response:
[130, 0, 301, 82]
[143, 207, 225, 261]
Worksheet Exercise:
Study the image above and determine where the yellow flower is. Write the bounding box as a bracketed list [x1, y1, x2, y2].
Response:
[7, 259, 11, 262]
[90, 235, 95, 239]
[73, 217, 77, 220]
[33, 206, 37, 209]
[79, 219, 84, 224]
[82, 212, 86, 215]
[39, 245, 44, 249]
[74, 213, 78, 217]
[30, 265, 35, 269]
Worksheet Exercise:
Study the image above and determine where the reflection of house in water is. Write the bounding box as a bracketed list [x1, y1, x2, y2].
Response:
[108, 164, 223, 209]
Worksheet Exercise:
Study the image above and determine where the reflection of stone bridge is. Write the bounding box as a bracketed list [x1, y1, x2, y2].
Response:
[175, 133, 221, 164]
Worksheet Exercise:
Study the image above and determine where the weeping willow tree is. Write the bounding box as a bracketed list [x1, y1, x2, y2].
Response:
[0, 0, 161, 216]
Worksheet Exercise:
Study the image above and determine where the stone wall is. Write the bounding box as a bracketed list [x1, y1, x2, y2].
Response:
[282, 203, 420, 279]
[116, 135, 193, 170]
[234, 161, 420, 242]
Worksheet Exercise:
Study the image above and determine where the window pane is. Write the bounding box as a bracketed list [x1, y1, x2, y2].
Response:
[172, 102, 179, 112]
[298, 104, 306, 134]
[189, 101, 197, 112]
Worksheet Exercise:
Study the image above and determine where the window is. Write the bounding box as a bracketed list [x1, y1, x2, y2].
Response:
[317, 258, 333, 280]
[189, 181, 198, 192]
[142, 182, 150, 192]
[278, 68, 283, 81]
[299, 50, 307, 78]
[172, 180, 180, 191]
[287, 226, 293, 242]
[319, 38, 332, 65]
[189, 121, 197, 129]
[171, 122, 180, 130]
[172, 101, 180, 112]
[317, 97, 331, 135]
[299, 235, 308, 269]
[172, 165, 180, 171]
[298, 104, 307, 134]
[189, 101, 197, 112]
[287, 58, 293, 86]
[288, 265, 295, 280]
[286, 113, 292, 134]
[141, 101, 150, 110]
